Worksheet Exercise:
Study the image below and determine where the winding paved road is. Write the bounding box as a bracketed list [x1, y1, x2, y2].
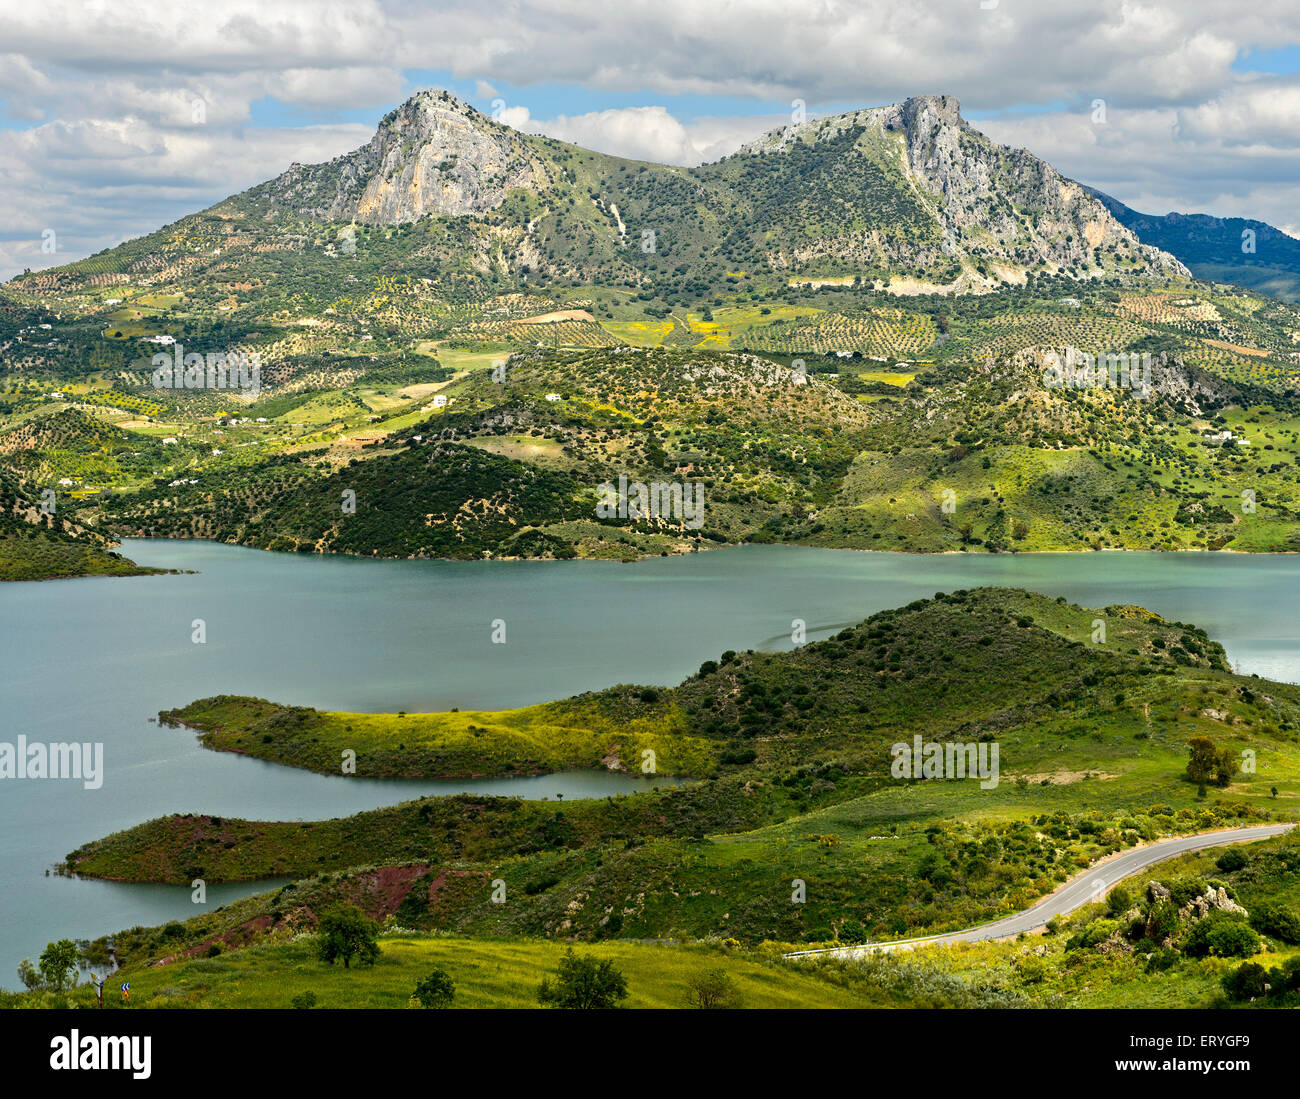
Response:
[786, 823, 1294, 960]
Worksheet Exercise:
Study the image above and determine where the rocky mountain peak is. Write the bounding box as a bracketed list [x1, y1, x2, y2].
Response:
[251, 87, 551, 226]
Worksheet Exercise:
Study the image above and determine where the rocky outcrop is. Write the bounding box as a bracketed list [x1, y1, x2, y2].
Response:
[252, 91, 553, 225]
[1005, 347, 1239, 415]
[1180, 886, 1249, 922]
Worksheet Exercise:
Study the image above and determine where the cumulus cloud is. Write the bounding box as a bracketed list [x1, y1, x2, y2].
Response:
[393, 0, 1300, 110]
[496, 104, 778, 165]
[0, 119, 370, 280]
[976, 75, 1300, 231]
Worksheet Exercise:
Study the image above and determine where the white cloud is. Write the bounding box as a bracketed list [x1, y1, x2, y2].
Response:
[0, 119, 369, 280]
[394, 0, 1300, 110]
[975, 75, 1300, 230]
[494, 104, 795, 166]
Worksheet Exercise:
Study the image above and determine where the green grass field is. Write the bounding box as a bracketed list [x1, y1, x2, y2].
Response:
[30, 936, 880, 1010]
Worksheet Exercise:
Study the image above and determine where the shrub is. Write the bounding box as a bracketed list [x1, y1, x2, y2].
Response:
[1249, 903, 1300, 945]
[720, 746, 758, 766]
[1215, 849, 1248, 873]
[1066, 919, 1120, 952]
[1183, 912, 1260, 959]
[1265, 956, 1300, 995]
[1144, 948, 1179, 973]
[1222, 962, 1268, 1002]
[538, 948, 628, 1009]
[412, 967, 456, 1008]
[684, 968, 743, 1009]
[315, 904, 380, 969]
[16, 959, 43, 992]
[1143, 899, 1180, 943]
[290, 991, 317, 1009]
[1167, 876, 1208, 909]
[1015, 955, 1049, 984]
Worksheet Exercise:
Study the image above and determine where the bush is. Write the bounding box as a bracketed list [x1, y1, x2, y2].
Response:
[684, 968, 743, 1009]
[1143, 899, 1180, 943]
[719, 746, 758, 766]
[1249, 903, 1300, 945]
[1106, 885, 1132, 917]
[1265, 956, 1300, 996]
[1183, 913, 1260, 959]
[1222, 962, 1269, 1002]
[1215, 849, 1248, 873]
[16, 959, 43, 992]
[1144, 948, 1179, 973]
[1066, 919, 1120, 952]
[315, 904, 380, 969]
[538, 948, 628, 1009]
[1167, 876, 1208, 909]
[290, 991, 317, 1009]
[412, 967, 456, 1008]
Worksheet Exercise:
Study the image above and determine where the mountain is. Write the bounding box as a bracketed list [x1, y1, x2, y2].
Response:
[1088, 188, 1300, 302]
[8, 90, 1300, 571]
[728, 94, 1186, 289]
[14, 90, 1186, 306]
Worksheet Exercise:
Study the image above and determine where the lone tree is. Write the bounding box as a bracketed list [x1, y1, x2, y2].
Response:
[38, 940, 80, 993]
[315, 904, 380, 969]
[1186, 737, 1237, 794]
[684, 967, 744, 1009]
[412, 967, 456, 1008]
[537, 948, 628, 1009]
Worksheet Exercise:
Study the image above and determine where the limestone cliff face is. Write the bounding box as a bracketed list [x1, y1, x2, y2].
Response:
[254, 91, 553, 225]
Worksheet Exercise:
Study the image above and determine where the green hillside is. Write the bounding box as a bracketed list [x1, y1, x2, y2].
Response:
[28, 587, 1299, 1011]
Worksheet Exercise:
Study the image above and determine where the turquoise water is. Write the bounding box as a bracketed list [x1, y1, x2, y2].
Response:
[3, 538, 1300, 986]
